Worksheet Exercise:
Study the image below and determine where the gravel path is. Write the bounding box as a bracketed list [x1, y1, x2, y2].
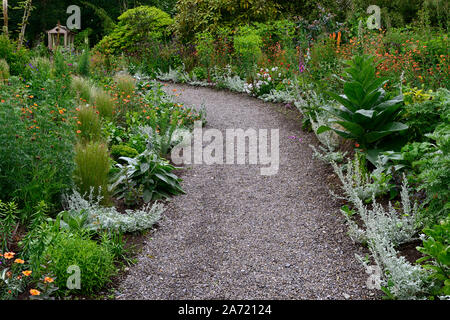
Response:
[117, 83, 375, 300]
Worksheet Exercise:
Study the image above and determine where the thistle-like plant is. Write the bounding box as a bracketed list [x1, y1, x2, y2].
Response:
[318, 55, 408, 150]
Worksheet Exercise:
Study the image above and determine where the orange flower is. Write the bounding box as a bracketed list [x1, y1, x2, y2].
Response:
[14, 258, 25, 264]
[59, 109, 64, 115]
[44, 277, 54, 283]
[76, 130, 81, 134]
[4, 252, 15, 259]
[29, 289, 40, 296]
[22, 270, 32, 277]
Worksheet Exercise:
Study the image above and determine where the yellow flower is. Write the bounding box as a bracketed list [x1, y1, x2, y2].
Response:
[29, 289, 41, 296]
[44, 277, 54, 283]
[4, 252, 15, 259]
[22, 270, 32, 277]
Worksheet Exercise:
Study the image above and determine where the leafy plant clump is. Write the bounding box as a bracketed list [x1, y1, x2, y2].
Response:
[318, 54, 408, 157]
[111, 149, 185, 205]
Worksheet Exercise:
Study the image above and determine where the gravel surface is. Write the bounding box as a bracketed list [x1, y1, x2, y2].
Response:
[117, 83, 376, 300]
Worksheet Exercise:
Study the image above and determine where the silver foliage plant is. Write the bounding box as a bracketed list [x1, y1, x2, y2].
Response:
[333, 167, 427, 298]
[330, 156, 391, 202]
[63, 190, 164, 233]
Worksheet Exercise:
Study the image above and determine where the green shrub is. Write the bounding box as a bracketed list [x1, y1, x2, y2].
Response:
[414, 124, 450, 225]
[0, 35, 30, 76]
[195, 31, 215, 80]
[417, 217, 450, 297]
[96, 6, 173, 55]
[76, 106, 103, 143]
[110, 144, 139, 160]
[173, 0, 278, 42]
[53, 48, 69, 79]
[233, 27, 263, 80]
[77, 48, 90, 77]
[191, 66, 207, 81]
[43, 231, 116, 295]
[0, 59, 9, 83]
[74, 142, 110, 203]
[403, 88, 450, 142]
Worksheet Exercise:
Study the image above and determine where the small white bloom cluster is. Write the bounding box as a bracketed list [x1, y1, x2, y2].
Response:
[63, 190, 164, 233]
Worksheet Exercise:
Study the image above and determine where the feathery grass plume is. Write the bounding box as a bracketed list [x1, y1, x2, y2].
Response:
[74, 142, 110, 204]
[114, 72, 135, 96]
[71, 76, 92, 101]
[76, 105, 103, 143]
[90, 87, 114, 120]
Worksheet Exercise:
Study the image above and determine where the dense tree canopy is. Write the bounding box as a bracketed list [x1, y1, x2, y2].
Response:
[2, 0, 448, 47]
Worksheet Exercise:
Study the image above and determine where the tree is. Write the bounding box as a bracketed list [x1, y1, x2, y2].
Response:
[2, 0, 7, 37]
[17, 0, 33, 49]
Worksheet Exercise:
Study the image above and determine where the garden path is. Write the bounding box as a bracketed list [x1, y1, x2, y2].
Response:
[117, 83, 375, 299]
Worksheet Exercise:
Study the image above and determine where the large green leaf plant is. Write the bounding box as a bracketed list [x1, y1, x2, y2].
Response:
[318, 55, 408, 153]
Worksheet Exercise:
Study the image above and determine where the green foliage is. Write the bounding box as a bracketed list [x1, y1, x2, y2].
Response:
[76, 106, 103, 143]
[77, 48, 90, 77]
[53, 48, 69, 79]
[142, 108, 181, 157]
[401, 142, 436, 166]
[195, 31, 215, 79]
[28, 57, 52, 80]
[309, 37, 341, 87]
[43, 231, 116, 295]
[96, 6, 173, 55]
[114, 73, 135, 97]
[414, 124, 450, 225]
[111, 150, 185, 204]
[233, 27, 263, 79]
[318, 55, 408, 151]
[0, 201, 18, 251]
[71, 76, 93, 101]
[0, 59, 9, 83]
[417, 218, 450, 297]
[173, 0, 279, 42]
[402, 88, 450, 142]
[74, 142, 110, 204]
[110, 144, 139, 160]
[0, 84, 75, 216]
[91, 87, 114, 120]
[0, 36, 30, 76]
